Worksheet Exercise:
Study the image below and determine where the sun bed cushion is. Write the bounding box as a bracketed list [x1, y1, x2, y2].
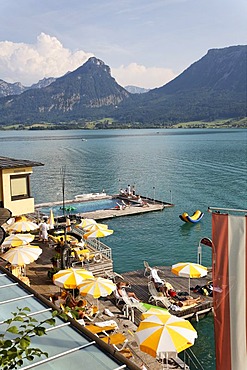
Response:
[94, 320, 118, 328]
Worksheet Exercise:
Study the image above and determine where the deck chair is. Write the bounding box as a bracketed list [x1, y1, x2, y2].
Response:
[104, 270, 124, 283]
[121, 288, 145, 322]
[113, 287, 125, 306]
[101, 332, 128, 351]
[93, 253, 102, 263]
[71, 260, 84, 268]
[60, 302, 100, 322]
[118, 348, 133, 359]
[143, 261, 152, 277]
[86, 320, 118, 336]
[147, 281, 172, 309]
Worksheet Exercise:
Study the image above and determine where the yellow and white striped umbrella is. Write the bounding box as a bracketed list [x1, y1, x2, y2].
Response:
[78, 277, 116, 298]
[83, 227, 113, 240]
[171, 262, 207, 292]
[77, 219, 97, 229]
[171, 262, 207, 278]
[2, 245, 42, 266]
[2, 233, 35, 247]
[7, 216, 39, 233]
[83, 223, 109, 231]
[53, 268, 94, 289]
[135, 314, 197, 359]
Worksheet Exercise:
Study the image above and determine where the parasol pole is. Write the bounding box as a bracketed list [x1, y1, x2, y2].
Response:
[61, 166, 66, 217]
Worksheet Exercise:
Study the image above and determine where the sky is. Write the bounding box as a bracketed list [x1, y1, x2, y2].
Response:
[0, 0, 246, 89]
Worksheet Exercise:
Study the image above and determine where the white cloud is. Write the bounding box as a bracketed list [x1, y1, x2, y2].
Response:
[0, 33, 177, 89]
[112, 63, 177, 89]
[0, 33, 93, 86]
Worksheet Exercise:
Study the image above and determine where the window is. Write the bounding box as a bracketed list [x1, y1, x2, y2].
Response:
[10, 174, 30, 200]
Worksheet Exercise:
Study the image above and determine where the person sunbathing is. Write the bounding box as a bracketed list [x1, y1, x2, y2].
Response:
[64, 292, 78, 308]
[51, 291, 67, 307]
[116, 282, 141, 302]
[150, 268, 168, 296]
[175, 296, 203, 307]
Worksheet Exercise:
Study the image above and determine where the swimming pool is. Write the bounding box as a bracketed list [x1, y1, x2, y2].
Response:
[38, 198, 118, 217]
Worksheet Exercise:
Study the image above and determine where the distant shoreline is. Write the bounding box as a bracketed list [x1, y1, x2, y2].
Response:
[0, 117, 246, 130]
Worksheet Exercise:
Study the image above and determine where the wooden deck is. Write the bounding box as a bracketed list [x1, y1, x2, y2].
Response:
[0, 230, 211, 370]
[0, 241, 191, 370]
[119, 267, 213, 325]
[35, 193, 173, 222]
[75, 202, 165, 221]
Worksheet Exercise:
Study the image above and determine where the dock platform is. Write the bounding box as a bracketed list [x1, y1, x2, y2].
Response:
[0, 240, 195, 370]
[75, 202, 165, 220]
[119, 266, 213, 324]
[35, 193, 173, 221]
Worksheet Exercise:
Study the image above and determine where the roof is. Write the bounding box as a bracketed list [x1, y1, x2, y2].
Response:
[0, 156, 44, 170]
[0, 266, 137, 370]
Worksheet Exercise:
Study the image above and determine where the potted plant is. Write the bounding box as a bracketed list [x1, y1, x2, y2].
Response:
[50, 253, 61, 268]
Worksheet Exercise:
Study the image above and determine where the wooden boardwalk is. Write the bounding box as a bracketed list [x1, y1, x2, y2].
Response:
[0, 242, 183, 370]
[35, 193, 173, 222]
[119, 267, 213, 325]
[1, 238, 213, 370]
[75, 202, 165, 221]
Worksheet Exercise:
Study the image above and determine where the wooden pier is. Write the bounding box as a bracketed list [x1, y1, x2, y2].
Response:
[75, 202, 165, 221]
[119, 267, 213, 325]
[35, 193, 174, 222]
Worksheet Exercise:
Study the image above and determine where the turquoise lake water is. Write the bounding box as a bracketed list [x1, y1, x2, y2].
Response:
[0, 128, 246, 369]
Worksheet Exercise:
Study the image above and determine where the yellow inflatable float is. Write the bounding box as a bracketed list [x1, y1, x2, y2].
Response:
[179, 210, 204, 223]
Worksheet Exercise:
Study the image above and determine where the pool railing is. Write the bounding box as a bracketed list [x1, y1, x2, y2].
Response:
[72, 225, 112, 260]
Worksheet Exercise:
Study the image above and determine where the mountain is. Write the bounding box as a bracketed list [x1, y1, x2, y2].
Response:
[143, 45, 246, 123]
[116, 45, 246, 124]
[0, 46, 246, 126]
[30, 77, 56, 89]
[124, 86, 149, 94]
[0, 77, 56, 98]
[0, 57, 131, 124]
[0, 80, 28, 97]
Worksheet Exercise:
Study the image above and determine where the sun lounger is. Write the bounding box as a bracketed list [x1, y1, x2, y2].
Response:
[60, 302, 100, 322]
[147, 281, 172, 309]
[103, 270, 124, 283]
[113, 287, 125, 306]
[120, 288, 145, 322]
[118, 348, 133, 359]
[94, 320, 117, 328]
[85, 321, 118, 335]
[101, 332, 128, 351]
[143, 261, 152, 277]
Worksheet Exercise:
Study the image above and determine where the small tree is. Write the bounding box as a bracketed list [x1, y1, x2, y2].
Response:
[0, 307, 57, 370]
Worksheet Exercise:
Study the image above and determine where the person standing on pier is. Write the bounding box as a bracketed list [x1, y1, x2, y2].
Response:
[131, 185, 135, 195]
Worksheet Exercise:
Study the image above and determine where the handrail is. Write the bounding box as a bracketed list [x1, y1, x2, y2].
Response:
[184, 348, 205, 370]
[71, 226, 112, 259]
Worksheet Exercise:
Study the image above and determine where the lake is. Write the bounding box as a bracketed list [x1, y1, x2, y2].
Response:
[0, 128, 246, 369]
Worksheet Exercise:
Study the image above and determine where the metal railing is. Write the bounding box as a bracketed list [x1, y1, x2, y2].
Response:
[183, 348, 205, 370]
[71, 226, 112, 260]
